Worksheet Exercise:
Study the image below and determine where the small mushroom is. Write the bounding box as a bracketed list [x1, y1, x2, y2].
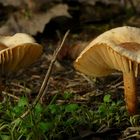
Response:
[0, 33, 43, 74]
[74, 26, 140, 115]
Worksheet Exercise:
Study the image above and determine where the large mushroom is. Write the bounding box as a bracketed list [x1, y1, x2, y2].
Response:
[0, 33, 42, 74]
[74, 26, 140, 115]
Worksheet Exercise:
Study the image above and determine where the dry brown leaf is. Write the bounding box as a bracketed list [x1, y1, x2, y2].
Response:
[41, 54, 65, 73]
[57, 41, 89, 60]
[0, 4, 71, 35]
[0, 0, 27, 7]
[68, 41, 89, 60]
[0, 16, 20, 35]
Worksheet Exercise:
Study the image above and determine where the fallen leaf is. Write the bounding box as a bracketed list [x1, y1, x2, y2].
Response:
[57, 41, 89, 60]
[0, 0, 27, 7]
[68, 41, 89, 60]
[0, 4, 71, 35]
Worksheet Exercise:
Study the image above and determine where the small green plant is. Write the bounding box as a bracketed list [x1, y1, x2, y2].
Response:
[23, 7, 32, 20]
[0, 93, 137, 139]
[129, 115, 140, 127]
[0, 95, 81, 139]
[62, 91, 73, 100]
[94, 94, 128, 127]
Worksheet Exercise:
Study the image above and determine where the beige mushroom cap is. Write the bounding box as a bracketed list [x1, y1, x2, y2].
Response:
[0, 33, 36, 47]
[74, 26, 140, 77]
[0, 33, 43, 73]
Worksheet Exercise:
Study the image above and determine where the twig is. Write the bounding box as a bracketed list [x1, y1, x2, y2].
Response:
[2, 91, 20, 101]
[10, 82, 31, 93]
[18, 30, 70, 119]
[76, 72, 94, 87]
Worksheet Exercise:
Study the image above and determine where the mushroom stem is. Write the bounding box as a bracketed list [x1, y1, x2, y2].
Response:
[123, 70, 137, 115]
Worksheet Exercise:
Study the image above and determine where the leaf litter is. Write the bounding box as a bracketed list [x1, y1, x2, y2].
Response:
[0, 0, 140, 139]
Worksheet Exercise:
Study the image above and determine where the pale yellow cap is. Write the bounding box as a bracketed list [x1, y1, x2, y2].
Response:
[0, 33, 42, 73]
[74, 26, 140, 77]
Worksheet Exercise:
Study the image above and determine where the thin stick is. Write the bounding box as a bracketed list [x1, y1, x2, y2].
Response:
[2, 91, 20, 100]
[76, 72, 94, 87]
[19, 30, 70, 119]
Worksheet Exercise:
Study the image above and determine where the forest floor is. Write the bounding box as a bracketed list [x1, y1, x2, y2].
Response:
[0, 0, 140, 140]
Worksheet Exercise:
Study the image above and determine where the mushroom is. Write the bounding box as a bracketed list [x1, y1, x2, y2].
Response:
[0, 33, 42, 74]
[74, 26, 140, 115]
